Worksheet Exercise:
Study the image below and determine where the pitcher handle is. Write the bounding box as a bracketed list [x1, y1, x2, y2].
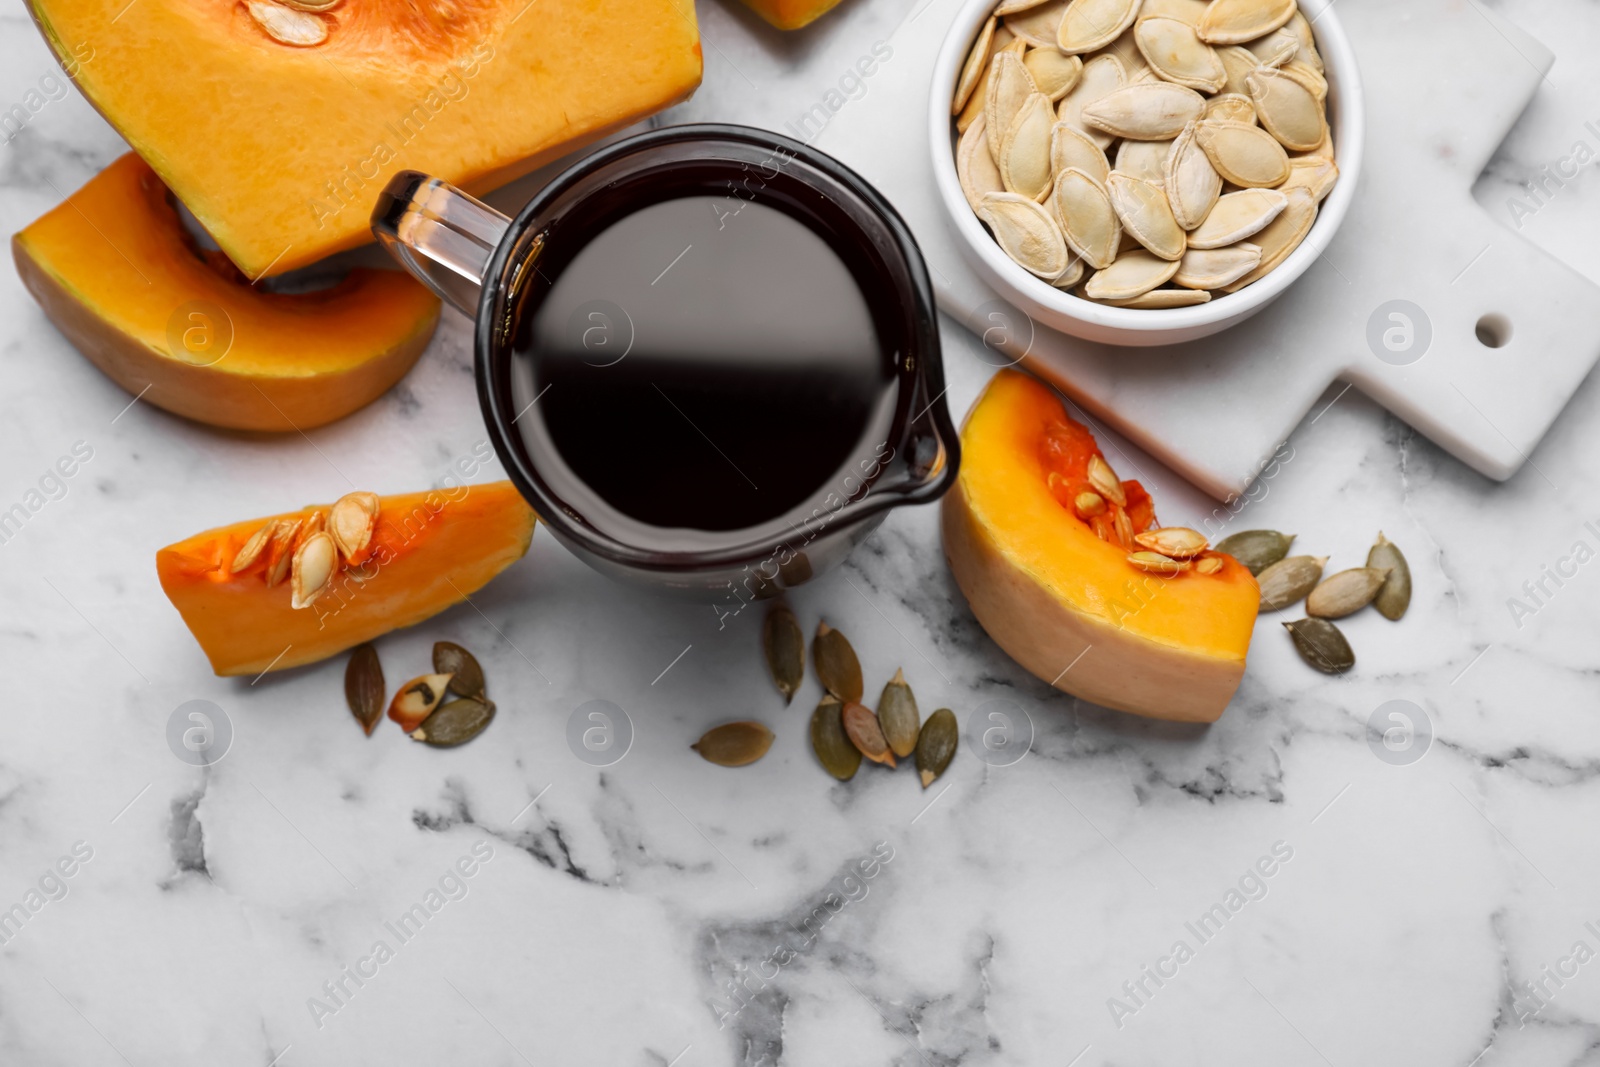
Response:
[371, 171, 511, 318]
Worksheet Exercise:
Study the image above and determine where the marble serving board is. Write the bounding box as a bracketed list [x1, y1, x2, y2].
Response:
[813, 0, 1600, 501]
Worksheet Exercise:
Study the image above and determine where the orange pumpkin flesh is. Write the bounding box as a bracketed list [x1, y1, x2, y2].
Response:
[13, 153, 440, 432]
[738, 0, 849, 30]
[157, 483, 537, 677]
[26, 0, 703, 278]
[942, 370, 1259, 722]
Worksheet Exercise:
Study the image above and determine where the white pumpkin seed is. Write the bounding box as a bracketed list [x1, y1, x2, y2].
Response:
[1024, 47, 1085, 100]
[1279, 154, 1339, 203]
[1056, 52, 1126, 148]
[1165, 122, 1221, 229]
[1106, 287, 1211, 307]
[1174, 242, 1261, 288]
[1107, 172, 1186, 260]
[1247, 66, 1327, 152]
[954, 16, 998, 115]
[1000, 92, 1058, 200]
[231, 521, 276, 573]
[958, 114, 1006, 210]
[247, 0, 328, 45]
[1195, 119, 1290, 186]
[1221, 186, 1316, 291]
[280, 0, 340, 10]
[1006, 0, 1072, 48]
[1134, 16, 1225, 93]
[1285, 10, 1323, 71]
[1057, 0, 1140, 54]
[1216, 45, 1259, 95]
[987, 50, 1038, 159]
[1138, 0, 1209, 26]
[1083, 248, 1181, 300]
[1114, 138, 1171, 181]
[1082, 81, 1206, 140]
[1134, 526, 1209, 558]
[978, 192, 1071, 278]
[1246, 25, 1301, 68]
[1127, 551, 1188, 574]
[958, 35, 1022, 132]
[1051, 167, 1121, 267]
[1205, 92, 1256, 125]
[290, 531, 338, 609]
[1052, 255, 1087, 288]
[995, 0, 1050, 14]
[1187, 187, 1287, 248]
[1051, 122, 1111, 184]
[1086, 454, 1126, 504]
[1197, 0, 1294, 46]
[328, 491, 379, 560]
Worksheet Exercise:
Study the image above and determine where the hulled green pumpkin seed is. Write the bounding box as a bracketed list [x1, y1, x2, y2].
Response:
[1367, 533, 1412, 621]
[433, 641, 485, 699]
[763, 604, 805, 704]
[1306, 567, 1391, 619]
[1213, 529, 1294, 575]
[1282, 618, 1354, 674]
[915, 708, 958, 789]
[810, 695, 861, 781]
[876, 668, 921, 758]
[411, 697, 496, 746]
[345, 643, 384, 736]
[842, 702, 896, 767]
[813, 622, 864, 703]
[691, 721, 775, 767]
[1257, 554, 1327, 611]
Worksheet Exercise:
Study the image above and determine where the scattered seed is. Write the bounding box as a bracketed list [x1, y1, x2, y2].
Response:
[344, 643, 384, 736]
[811, 695, 862, 780]
[1214, 529, 1294, 574]
[1283, 617, 1354, 673]
[433, 641, 486, 699]
[763, 604, 805, 704]
[1367, 532, 1412, 621]
[813, 622, 864, 703]
[915, 708, 959, 788]
[877, 668, 922, 758]
[842, 702, 896, 767]
[388, 672, 453, 732]
[692, 721, 775, 766]
[412, 698, 496, 747]
[1257, 554, 1326, 610]
[1306, 566, 1390, 619]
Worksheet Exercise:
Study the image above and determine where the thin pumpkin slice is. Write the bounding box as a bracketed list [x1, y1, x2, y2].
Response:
[157, 483, 536, 677]
[14, 153, 440, 432]
[942, 370, 1259, 722]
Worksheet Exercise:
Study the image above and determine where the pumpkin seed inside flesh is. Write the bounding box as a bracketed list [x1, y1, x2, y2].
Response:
[1165, 122, 1221, 230]
[433, 640, 486, 699]
[1024, 48, 1084, 101]
[328, 491, 379, 561]
[987, 51, 1037, 160]
[915, 708, 959, 789]
[1006, 0, 1072, 49]
[1186, 188, 1287, 248]
[1057, 0, 1140, 54]
[412, 698, 496, 747]
[1197, 0, 1295, 46]
[1174, 242, 1261, 289]
[1133, 526, 1208, 558]
[762, 604, 805, 704]
[876, 668, 922, 758]
[691, 721, 775, 767]
[978, 192, 1070, 278]
[1195, 554, 1225, 574]
[954, 17, 999, 114]
[1083, 249, 1181, 301]
[231, 521, 275, 573]
[813, 622, 864, 703]
[959, 114, 1006, 210]
[1056, 53, 1126, 149]
[1127, 551, 1189, 574]
[1256, 554, 1327, 611]
[247, 0, 329, 45]
[1000, 93, 1058, 201]
[1074, 490, 1107, 517]
[289, 531, 337, 610]
[811, 696, 862, 781]
[1214, 529, 1294, 575]
[1368, 532, 1412, 621]
[1051, 167, 1120, 269]
[345, 643, 384, 736]
[1051, 122, 1111, 185]
[1107, 172, 1187, 261]
[1134, 16, 1226, 93]
[842, 702, 896, 767]
[1082, 82, 1206, 141]
[1247, 67, 1327, 152]
[1283, 618, 1354, 674]
[1086, 454, 1127, 506]
[1195, 119, 1290, 187]
[1306, 567, 1391, 620]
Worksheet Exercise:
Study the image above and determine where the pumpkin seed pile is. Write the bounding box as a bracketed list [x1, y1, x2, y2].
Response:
[1223, 529, 1411, 673]
[952, 0, 1336, 304]
[343, 639, 496, 746]
[232, 490, 380, 612]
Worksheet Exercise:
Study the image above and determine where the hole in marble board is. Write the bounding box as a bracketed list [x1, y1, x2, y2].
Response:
[1475, 313, 1511, 349]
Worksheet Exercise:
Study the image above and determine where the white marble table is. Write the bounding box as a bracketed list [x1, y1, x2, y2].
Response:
[2, 1, 1599, 1065]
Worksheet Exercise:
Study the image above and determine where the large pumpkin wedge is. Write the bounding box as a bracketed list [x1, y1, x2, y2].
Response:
[26, 0, 702, 279]
[14, 153, 440, 432]
[157, 482, 537, 676]
[942, 371, 1259, 722]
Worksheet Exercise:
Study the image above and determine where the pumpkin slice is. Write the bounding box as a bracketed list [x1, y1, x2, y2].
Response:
[941, 370, 1258, 722]
[14, 154, 440, 432]
[738, 0, 853, 29]
[26, 0, 703, 278]
[157, 483, 537, 677]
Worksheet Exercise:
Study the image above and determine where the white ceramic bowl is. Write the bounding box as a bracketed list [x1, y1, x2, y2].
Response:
[929, 0, 1364, 347]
